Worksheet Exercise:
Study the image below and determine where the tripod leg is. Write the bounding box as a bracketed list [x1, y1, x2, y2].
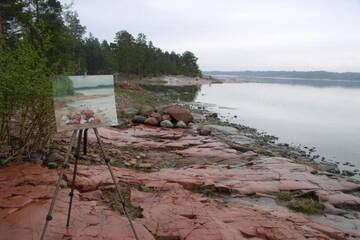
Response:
[93, 128, 139, 240]
[66, 129, 83, 227]
[83, 128, 88, 155]
[40, 130, 78, 240]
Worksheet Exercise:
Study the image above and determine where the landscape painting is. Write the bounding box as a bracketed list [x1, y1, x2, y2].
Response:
[53, 75, 118, 132]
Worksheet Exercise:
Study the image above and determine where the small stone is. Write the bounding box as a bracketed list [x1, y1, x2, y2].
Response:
[175, 121, 187, 128]
[160, 120, 174, 128]
[47, 162, 58, 169]
[132, 115, 146, 124]
[144, 117, 159, 126]
[138, 163, 153, 169]
[124, 161, 132, 167]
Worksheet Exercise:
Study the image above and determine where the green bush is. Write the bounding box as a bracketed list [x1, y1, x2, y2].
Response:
[0, 40, 55, 163]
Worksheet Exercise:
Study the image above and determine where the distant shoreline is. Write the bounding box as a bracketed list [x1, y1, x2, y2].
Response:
[203, 70, 360, 81]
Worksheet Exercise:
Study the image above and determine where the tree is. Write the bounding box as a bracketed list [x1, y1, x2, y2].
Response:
[114, 30, 136, 74]
[180, 51, 201, 77]
[63, 9, 86, 73]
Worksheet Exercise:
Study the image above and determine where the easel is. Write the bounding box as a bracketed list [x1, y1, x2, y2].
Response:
[40, 128, 139, 240]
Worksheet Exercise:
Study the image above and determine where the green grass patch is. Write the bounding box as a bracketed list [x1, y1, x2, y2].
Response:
[276, 191, 324, 214]
[103, 189, 143, 219]
[277, 191, 292, 201]
[288, 198, 325, 214]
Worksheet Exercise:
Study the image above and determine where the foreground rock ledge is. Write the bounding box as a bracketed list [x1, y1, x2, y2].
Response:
[0, 126, 360, 240]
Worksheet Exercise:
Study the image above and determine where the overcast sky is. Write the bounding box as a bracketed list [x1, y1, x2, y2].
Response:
[61, 0, 360, 72]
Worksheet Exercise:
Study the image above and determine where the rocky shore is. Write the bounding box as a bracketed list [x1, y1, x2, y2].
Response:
[1, 80, 360, 240]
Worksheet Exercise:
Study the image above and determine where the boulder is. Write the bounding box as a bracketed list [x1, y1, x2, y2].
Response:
[160, 120, 174, 128]
[162, 105, 193, 124]
[132, 115, 147, 124]
[123, 108, 139, 118]
[162, 114, 172, 121]
[140, 105, 155, 117]
[144, 117, 159, 126]
[175, 121, 187, 128]
[150, 112, 162, 122]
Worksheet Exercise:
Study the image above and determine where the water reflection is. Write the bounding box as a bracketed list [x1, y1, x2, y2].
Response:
[142, 84, 201, 102]
[195, 82, 360, 167]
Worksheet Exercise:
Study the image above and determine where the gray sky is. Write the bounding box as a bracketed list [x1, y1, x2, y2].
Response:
[61, 0, 360, 72]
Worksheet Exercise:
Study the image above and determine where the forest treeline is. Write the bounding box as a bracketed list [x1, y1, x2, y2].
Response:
[0, 1, 201, 77]
[0, 0, 201, 162]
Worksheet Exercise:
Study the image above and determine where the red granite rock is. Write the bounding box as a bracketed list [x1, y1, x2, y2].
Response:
[162, 105, 193, 124]
[2, 126, 360, 240]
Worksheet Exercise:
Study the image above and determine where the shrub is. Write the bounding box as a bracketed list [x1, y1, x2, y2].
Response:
[0, 40, 55, 163]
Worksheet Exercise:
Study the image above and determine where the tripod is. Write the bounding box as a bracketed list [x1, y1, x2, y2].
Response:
[40, 128, 139, 240]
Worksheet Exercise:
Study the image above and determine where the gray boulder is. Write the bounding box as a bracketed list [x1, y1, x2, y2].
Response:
[132, 115, 147, 124]
[160, 120, 174, 128]
[175, 120, 187, 128]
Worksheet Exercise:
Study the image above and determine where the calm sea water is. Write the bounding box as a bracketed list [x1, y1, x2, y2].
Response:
[195, 80, 360, 168]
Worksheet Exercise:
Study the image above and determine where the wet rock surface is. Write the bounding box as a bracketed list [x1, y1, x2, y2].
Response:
[1, 126, 360, 239]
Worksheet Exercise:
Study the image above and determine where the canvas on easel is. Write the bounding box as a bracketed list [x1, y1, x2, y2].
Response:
[53, 75, 118, 132]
